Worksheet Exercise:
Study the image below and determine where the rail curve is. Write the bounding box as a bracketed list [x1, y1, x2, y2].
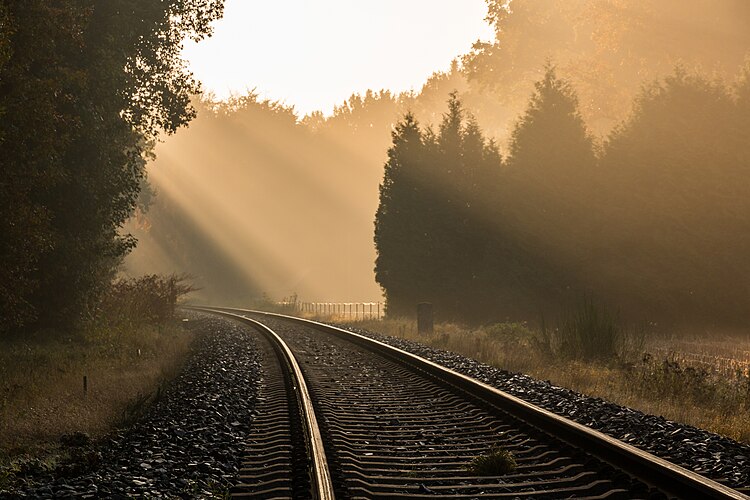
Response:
[196, 308, 334, 499]
[189, 306, 748, 499]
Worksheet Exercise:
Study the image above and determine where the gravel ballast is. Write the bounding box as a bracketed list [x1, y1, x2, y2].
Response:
[335, 322, 750, 491]
[4, 311, 748, 496]
[2, 314, 262, 499]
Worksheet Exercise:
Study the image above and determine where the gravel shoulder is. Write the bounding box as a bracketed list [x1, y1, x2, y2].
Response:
[336, 321, 750, 491]
[1, 313, 262, 499]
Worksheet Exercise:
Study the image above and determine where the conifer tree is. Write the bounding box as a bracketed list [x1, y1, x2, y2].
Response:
[601, 68, 748, 321]
[507, 64, 595, 175]
[504, 63, 597, 246]
[375, 95, 502, 320]
[501, 64, 598, 308]
[374, 113, 426, 316]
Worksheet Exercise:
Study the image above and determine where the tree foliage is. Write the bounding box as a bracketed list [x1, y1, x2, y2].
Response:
[0, 0, 223, 335]
[375, 64, 750, 327]
[596, 69, 750, 321]
[465, 0, 750, 133]
[374, 94, 503, 319]
[506, 65, 595, 174]
[374, 113, 427, 314]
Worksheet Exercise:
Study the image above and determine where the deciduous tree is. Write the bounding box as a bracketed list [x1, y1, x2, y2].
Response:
[0, 0, 223, 334]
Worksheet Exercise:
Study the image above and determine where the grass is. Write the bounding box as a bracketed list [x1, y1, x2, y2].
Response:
[341, 317, 750, 445]
[0, 323, 193, 457]
[555, 296, 622, 361]
[0, 274, 196, 484]
[467, 447, 517, 476]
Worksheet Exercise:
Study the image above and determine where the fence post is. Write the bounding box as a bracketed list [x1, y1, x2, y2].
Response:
[417, 302, 433, 334]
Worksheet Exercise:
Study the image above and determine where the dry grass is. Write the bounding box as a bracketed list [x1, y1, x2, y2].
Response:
[0, 322, 193, 461]
[344, 318, 750, 444]
[648, 331, 750, 378]
[467, 446, 517, 476]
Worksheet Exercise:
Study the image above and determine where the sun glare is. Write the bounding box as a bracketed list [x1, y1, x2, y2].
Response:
[182, 0, 494, 116]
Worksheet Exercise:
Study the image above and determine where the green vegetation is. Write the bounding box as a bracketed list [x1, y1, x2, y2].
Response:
[465, 1, 750, 136]
[374, 92, 502, 319]
[0, 282, 193, 488]
[0, 276, 195, 472]
[536, 311, 647, 365]
[0, 0, 224, 336]
[374, 61, 750, 328]
[130, 2, 750, 311]
[554, 296, 622, 361]
[635, 355, 750, 415]
[100, 274, 196, 328]
[0, 0, 218, 485]
[467, 447, 517, 476]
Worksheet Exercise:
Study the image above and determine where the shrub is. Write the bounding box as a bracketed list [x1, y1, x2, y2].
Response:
[247, 293, 299, 315]
[634, 354, 750, 412]
[98, 274, 196, 327]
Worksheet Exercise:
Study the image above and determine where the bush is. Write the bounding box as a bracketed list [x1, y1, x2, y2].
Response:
[634, 354, 750, 412]
[98, 274, 195, 327]
[247, 293, 299, 315]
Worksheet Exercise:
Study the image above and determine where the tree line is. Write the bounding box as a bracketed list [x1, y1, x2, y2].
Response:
[126, 1, 750, 313]
[0, 1, 223, 336]
[375, 64, 750, 326]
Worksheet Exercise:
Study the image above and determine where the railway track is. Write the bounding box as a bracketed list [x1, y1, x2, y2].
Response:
[189, 306, 748, 499]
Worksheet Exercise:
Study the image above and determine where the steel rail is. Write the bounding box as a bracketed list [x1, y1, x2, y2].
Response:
[204, 306, 748, 500]
[191, 307, 335, 500]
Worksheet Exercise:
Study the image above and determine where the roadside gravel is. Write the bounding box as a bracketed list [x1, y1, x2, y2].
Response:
[2, 313, 261, 499]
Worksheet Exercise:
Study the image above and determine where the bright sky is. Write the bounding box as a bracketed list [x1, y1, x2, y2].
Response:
[182, 0, 495, 117]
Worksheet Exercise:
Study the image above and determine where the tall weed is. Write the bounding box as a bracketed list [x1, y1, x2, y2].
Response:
[533, 296, 644, 362]
[558, 296, 620, 361]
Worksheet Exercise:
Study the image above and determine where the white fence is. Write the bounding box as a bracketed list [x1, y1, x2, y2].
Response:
[280, 301, 384, 320]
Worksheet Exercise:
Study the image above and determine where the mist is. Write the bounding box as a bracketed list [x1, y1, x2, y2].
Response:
[125, 0, 750, 324]
[125, 95, 395, 303]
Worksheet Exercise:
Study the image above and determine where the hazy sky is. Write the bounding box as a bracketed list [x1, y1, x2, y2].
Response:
[182, 0, 494, 116]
